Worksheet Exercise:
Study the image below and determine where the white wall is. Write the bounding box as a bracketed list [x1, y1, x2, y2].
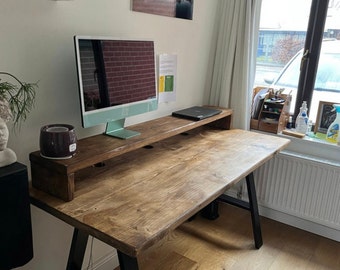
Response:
[0, 0, 219, 269]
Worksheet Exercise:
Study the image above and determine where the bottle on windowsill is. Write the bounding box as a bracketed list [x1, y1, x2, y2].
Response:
[295, 101, 308, 134]
[326, 104, 340, 144]
[286, 116, 293, 129]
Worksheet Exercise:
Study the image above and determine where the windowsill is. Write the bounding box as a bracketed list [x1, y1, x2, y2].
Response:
[252, 129, 340, 166]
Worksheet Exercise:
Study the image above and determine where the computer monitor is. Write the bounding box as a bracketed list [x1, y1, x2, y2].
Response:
[74, 36, 158, 139]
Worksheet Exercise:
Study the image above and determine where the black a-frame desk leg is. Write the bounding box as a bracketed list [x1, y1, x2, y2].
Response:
[65, 229, 140, 270]
[66, 228, 89, 270]
[117, 251, 139, 270]
[245, 172, 263, 248]
[201, 172, 263, 249]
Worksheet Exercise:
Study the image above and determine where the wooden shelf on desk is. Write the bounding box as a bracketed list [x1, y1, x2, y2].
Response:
[29, 107, 233, 201]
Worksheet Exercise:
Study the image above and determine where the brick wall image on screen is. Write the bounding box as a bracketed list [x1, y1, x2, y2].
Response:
[79, 40, 156, 111]
[102, 40, 156, 106]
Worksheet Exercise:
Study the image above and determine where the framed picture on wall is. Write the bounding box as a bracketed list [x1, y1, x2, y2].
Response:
[314, 101, 337, 134]
[132, 0, 194, 20]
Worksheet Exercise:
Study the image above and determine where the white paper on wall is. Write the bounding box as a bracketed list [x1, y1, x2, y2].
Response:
[158, 54, 177, 103]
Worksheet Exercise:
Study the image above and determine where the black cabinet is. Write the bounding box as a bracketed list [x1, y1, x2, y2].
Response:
[0, 163, 33, 270]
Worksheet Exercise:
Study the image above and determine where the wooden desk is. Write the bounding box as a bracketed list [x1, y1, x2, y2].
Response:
[29, 111, 289, 269]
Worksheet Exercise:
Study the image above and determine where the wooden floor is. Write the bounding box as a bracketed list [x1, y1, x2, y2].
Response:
[117, 203, 340, 270]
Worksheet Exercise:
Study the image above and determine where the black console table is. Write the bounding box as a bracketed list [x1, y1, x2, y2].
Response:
[0, 162, 33, 270]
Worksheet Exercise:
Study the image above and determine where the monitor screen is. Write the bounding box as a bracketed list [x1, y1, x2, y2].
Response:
[74, 36, 158, 139]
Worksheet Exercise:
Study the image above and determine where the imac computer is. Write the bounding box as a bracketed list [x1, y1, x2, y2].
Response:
[74, 36, 158, 139]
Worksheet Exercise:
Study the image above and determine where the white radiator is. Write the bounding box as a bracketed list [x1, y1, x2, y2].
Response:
[252, 151, 340, 240]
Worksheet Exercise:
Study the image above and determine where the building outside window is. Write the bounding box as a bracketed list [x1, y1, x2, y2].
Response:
[254, 0, 340, 124]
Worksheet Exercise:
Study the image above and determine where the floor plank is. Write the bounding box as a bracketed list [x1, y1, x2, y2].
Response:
[116, 203, 340, 269]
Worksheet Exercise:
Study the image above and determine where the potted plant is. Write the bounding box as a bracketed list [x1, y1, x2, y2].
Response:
[0, 71, 38, 167]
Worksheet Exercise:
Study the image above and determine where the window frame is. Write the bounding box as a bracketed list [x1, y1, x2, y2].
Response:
[294, 0, 330, 120]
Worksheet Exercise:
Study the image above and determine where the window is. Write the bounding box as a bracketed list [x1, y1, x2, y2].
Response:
[254, 0, 340, 123]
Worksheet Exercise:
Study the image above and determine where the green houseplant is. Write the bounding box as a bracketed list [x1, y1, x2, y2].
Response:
[0, 71, 37, 167]
[0, 72, 37, 128]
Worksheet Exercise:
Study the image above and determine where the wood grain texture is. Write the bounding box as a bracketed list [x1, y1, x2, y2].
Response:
[30, 108, 233, 174]
[30, 108, 233, 201]
[131, 203, 340, 270]
[30, 127, 289, 258]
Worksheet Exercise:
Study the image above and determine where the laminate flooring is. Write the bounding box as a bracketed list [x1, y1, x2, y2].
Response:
[117, 203, 340, 270]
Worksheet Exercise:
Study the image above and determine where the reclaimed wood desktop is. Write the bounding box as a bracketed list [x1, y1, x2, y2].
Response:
[29, 108, 290, 270]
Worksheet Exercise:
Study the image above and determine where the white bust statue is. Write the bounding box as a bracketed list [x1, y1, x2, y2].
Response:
[0, 118, 17, 167]
[0, 99, 17, 167]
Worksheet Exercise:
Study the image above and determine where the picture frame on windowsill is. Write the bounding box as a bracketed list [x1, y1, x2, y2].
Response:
[314, 101, 337, 134]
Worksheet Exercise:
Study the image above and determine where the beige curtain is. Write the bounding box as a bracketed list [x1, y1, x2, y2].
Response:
[208, 0, 262, 129]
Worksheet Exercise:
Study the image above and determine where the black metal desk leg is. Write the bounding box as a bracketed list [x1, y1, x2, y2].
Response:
[201, 200, 220, 220]
[246, 173, 263, 249]
[117, 251, 139, 270]
[66, 228, 89, 270]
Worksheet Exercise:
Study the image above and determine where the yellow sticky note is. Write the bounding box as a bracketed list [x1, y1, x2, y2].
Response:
[159, 76, 165, 92]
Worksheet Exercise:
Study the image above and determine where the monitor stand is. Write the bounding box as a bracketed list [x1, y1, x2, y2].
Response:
[105, 119, 140, 139]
